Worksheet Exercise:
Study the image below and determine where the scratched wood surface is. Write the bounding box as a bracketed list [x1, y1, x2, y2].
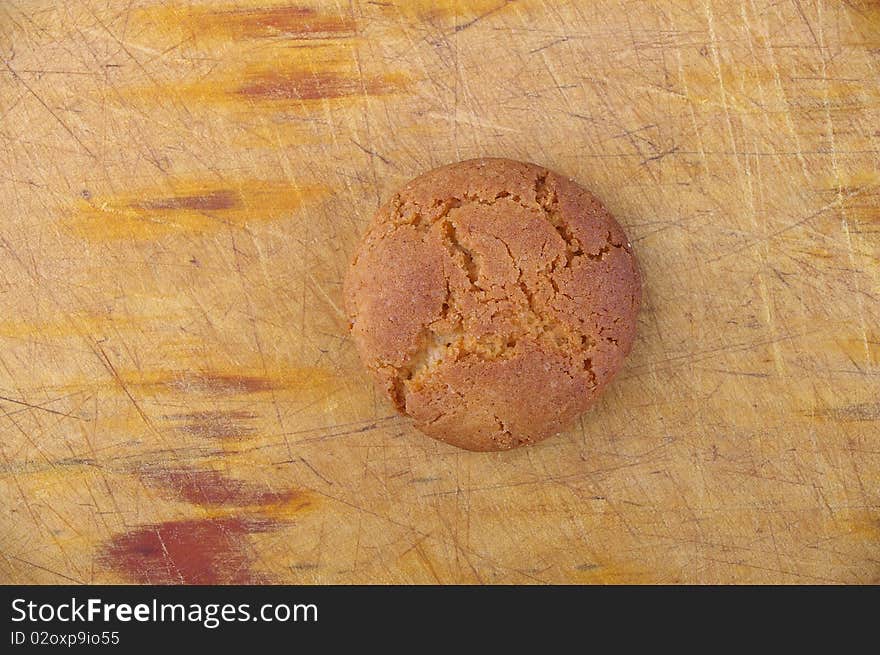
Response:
[1, 0, 878, 584]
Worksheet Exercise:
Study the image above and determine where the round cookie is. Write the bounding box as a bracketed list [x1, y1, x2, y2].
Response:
[345, 158, 641, 451]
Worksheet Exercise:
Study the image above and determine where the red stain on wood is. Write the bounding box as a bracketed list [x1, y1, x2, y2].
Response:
[166, 372, 278, 395]
[99, 518, 271, 584]
[136, 466, 304, 507]
[138, 189, 239, 211]
[851, 202, 880, 233]
[71, 181, 324, 241]
[238, 71, 404, 100]
[215, 6, 356, 38]
[132, 4, 356, 43]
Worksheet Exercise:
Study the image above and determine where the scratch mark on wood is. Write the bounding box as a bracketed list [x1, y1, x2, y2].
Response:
[8, 554, 85, 584]
[0, 393, 83, 420]
[1, 59, 96, 159]
[93, 344, 160, 438]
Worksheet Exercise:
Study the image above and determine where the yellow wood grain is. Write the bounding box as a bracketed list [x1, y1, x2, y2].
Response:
[0, 0, 878, 584]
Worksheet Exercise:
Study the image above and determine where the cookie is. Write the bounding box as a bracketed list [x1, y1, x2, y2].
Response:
[345, 158, 641, 451]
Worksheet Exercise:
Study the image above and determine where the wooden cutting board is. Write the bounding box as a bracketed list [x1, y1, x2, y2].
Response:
[1, 0, 878, 584]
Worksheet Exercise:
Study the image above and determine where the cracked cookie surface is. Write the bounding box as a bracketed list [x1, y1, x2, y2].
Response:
[345, 158, 642, 451]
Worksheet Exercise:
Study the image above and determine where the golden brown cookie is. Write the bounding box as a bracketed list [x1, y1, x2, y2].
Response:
[345, 158, 641, 451]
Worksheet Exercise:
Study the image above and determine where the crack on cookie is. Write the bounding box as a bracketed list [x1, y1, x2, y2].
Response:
[387, 194, 424, 228]
[492, 229, 599, 388]
[399, 329, 459, 383]
[492, 413, 514, 445]
[535, 172, 584, 265]
[381, 174, 627, 270]
[389, 189, 525, 232]
[586, 240, 612, 261]
[493, 413, 509, 431]
[441, 219, 480, 287]
[435, 279, 452, 321]
[535, 174, 629, 269]
[382, 366, 407, 412]
[534, 172, 555, 208]
[581, 343, 598, 386]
